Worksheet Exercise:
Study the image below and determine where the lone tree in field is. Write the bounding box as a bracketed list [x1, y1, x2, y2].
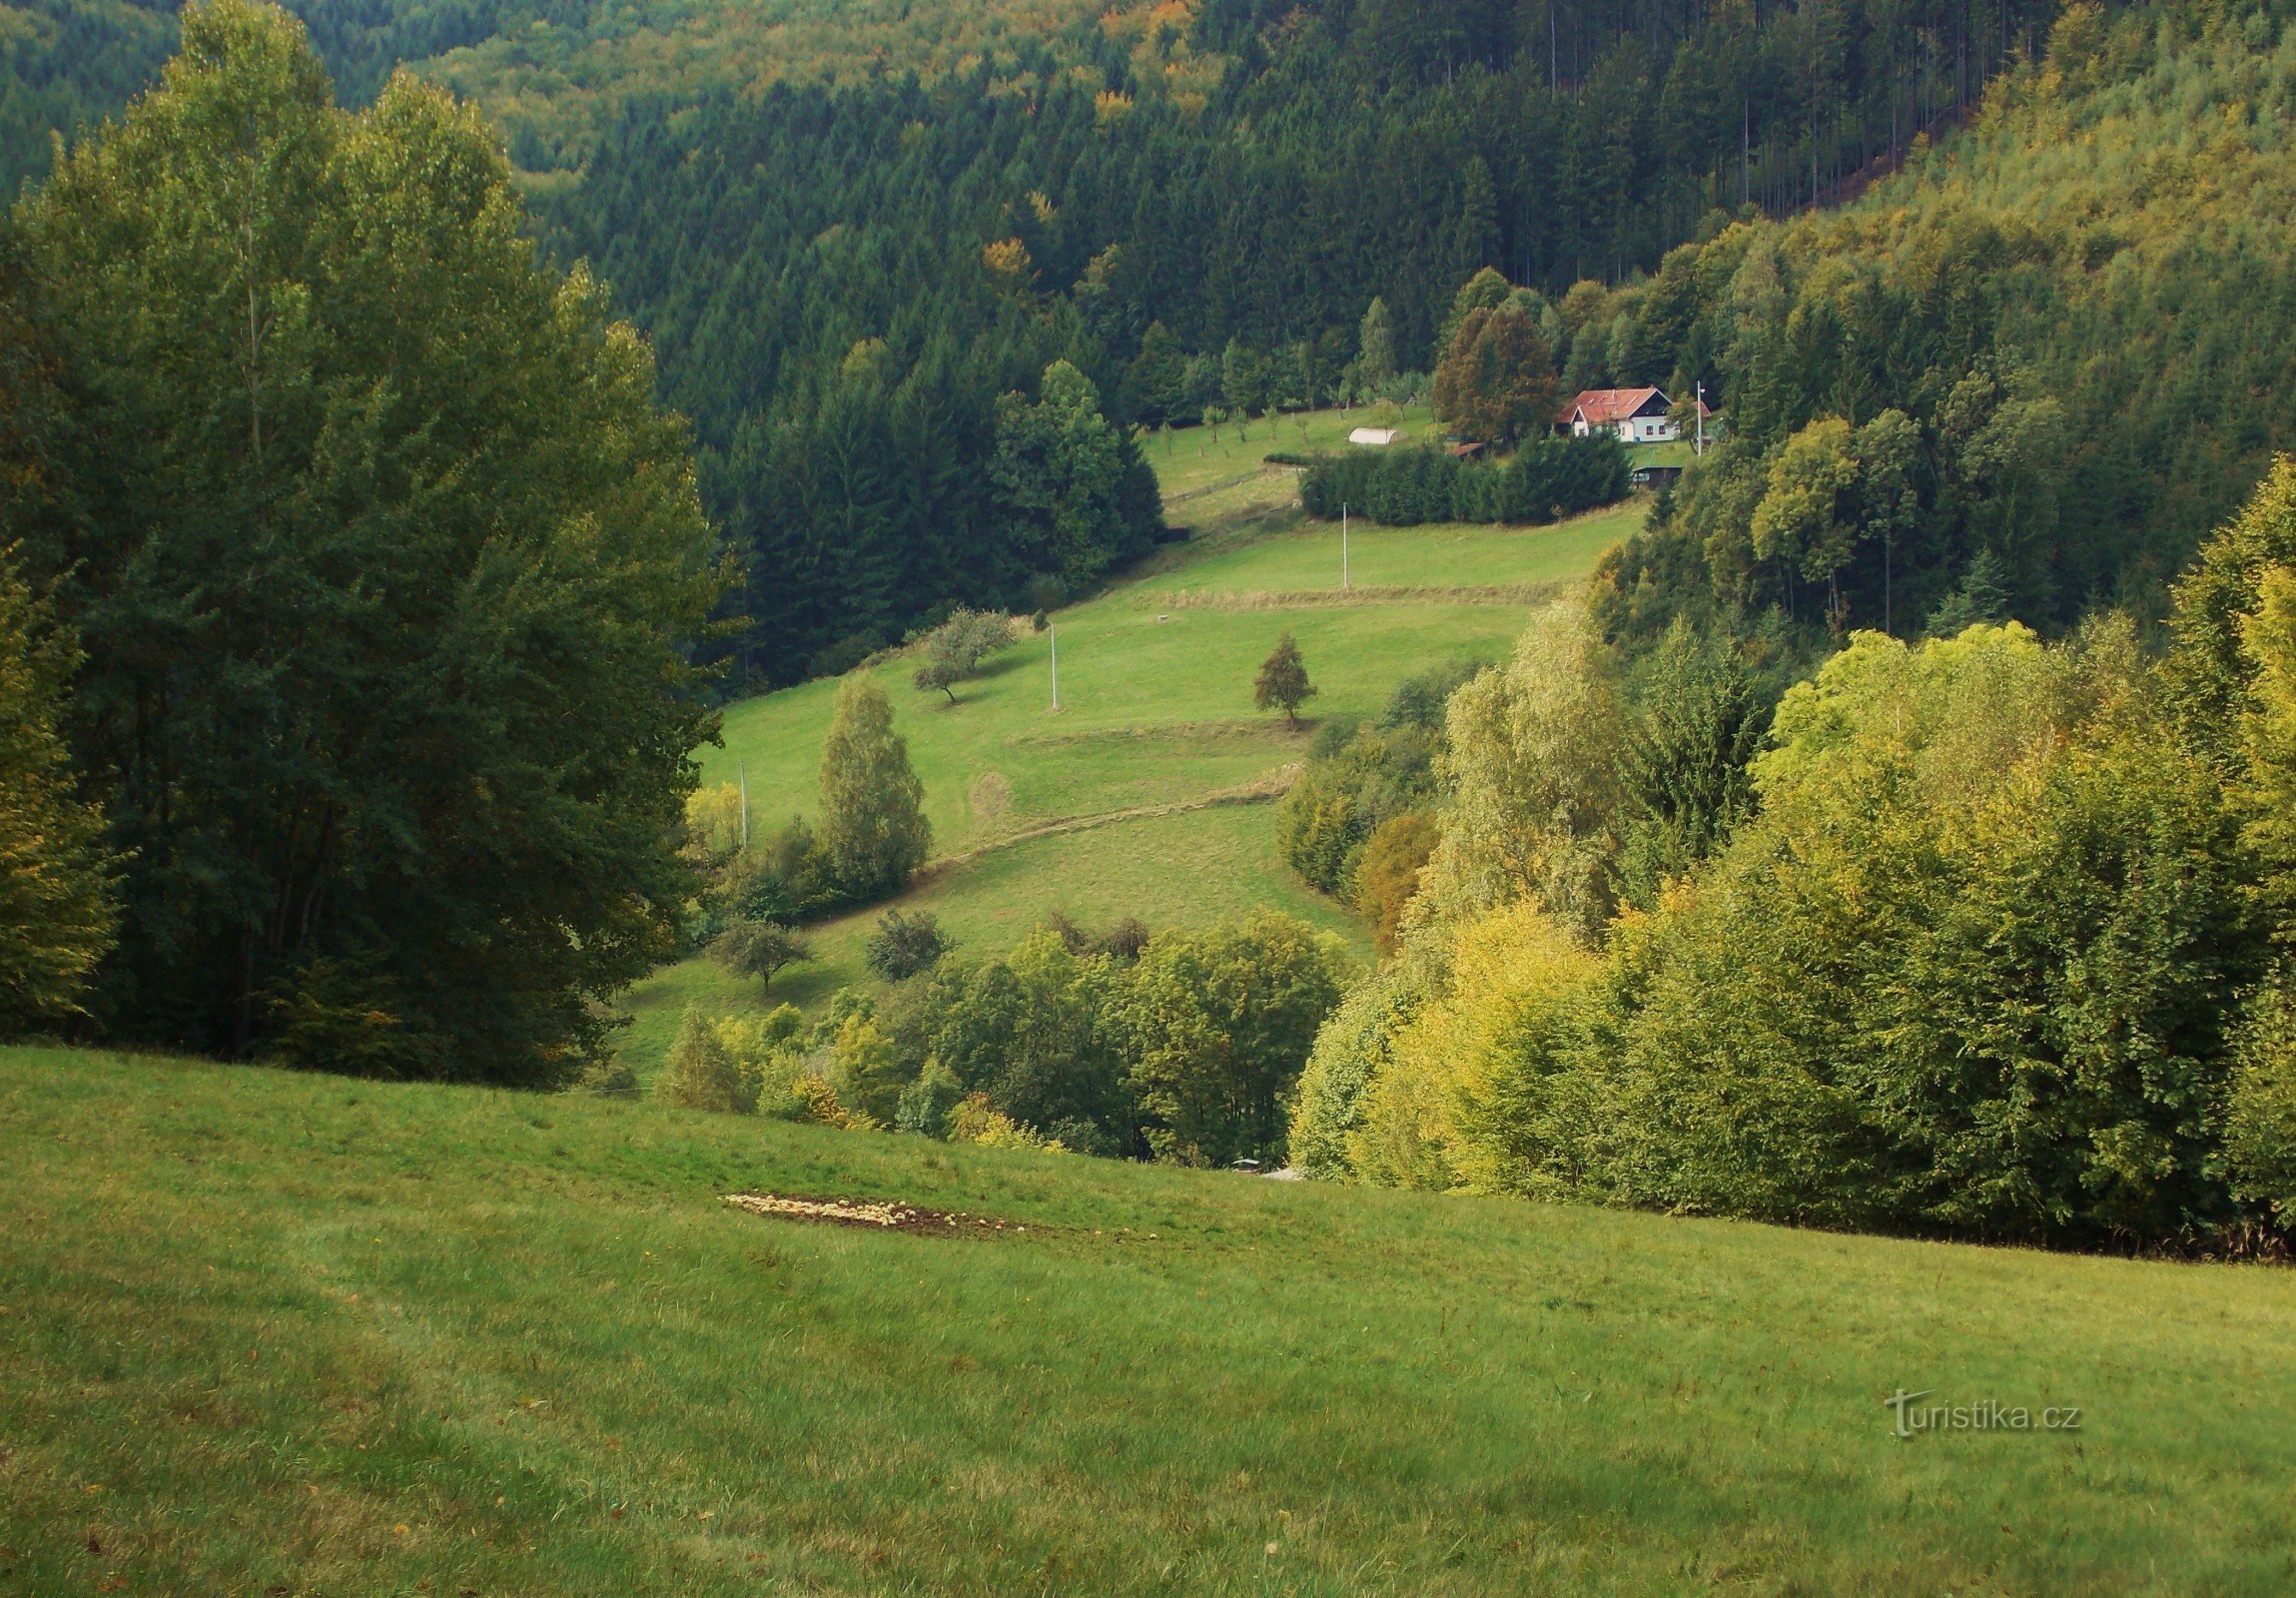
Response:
[1255, 632, 1318, 727]
[819, 677, 930, 899]
[913, 608, 1010, 704]
[712, 917, 813, 994]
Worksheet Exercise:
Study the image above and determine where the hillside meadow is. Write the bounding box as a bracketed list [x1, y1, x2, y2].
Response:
[624, 419, 1643, 1072]
[4, 1046, 2292, 1595]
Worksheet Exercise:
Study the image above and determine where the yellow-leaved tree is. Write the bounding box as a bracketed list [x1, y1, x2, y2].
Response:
[0, 553, 115, 1033]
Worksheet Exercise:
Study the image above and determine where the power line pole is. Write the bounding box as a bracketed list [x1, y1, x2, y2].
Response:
[1049, 621, 1061, 713]
[738, 761, 749, 849]
[1342, 501, 1350, 592]
[1695, 383, 1706, 456]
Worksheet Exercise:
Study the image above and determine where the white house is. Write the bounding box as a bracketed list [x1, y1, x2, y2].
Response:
[1347, 426, 1400, 446]
[1557, 387, 1709, 443]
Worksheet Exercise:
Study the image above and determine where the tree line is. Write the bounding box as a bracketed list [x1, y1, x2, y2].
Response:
[1290, 458, 2296, 1248]
[0, 2, 722, 1082]
[663, 907, 1352, 1167]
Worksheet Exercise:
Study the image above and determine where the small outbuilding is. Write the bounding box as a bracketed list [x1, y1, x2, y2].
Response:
[1348, 426, 1400, 446]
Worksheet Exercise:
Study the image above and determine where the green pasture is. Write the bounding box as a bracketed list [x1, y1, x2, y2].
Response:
[1145, 402, 1435, 497]
[623, 802, 1372, 1081]
[630, 410, 1643, 1069]
[6, 1046, 2293, 1596]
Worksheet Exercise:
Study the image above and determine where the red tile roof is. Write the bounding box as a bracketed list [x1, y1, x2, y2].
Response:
[1561, 387, 1666, 425]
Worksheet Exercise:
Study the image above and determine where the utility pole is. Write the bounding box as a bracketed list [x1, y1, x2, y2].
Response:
[1342, 502, 1350, 593]
[738, 761, 749, 849]
[1049, 621, 1061, 713]
[1695, 383, 1706, 456]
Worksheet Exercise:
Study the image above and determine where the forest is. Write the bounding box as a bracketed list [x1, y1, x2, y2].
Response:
[5, 0, 2070, 682]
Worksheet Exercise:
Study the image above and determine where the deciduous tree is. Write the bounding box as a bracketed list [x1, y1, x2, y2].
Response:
[818, 677, 930, 899]
[15, 1, 724, 1081]
[1254, 632, 1317, 726]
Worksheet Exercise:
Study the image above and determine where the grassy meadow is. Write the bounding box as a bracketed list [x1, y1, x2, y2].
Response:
[625, 408, 1642, 1072]
[6, 1045, 2294, 1596]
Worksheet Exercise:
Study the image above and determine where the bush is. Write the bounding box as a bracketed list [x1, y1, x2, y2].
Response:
[1353, 813, 1440, 952]
[1275, 722, 1440, 894]
[895, 1060, 966, 1137]
[864, 910, 950, 980]
[949, 1093, 1068, 1152]
[573, 1057, 640, 1099]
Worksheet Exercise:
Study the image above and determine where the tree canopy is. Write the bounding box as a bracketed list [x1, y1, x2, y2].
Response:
[8, 0, 723, 1081]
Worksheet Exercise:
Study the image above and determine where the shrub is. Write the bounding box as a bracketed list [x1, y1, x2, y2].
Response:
[895, 1061, 966, 1137]
[1353, 813, 1440, 953]
[1275, 721, 1439, 894]
[949, 1093, 1068, 1152]
[865, 910, 951, 980]
[573, 1057, 640, 1099]
[657, 1008, 754, 1114]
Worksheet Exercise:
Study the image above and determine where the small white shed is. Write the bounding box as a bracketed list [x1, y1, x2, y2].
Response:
[1348, 426, 1400, 446]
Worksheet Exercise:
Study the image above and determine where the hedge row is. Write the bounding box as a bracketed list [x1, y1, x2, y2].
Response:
[1299, 435, 1630, 526]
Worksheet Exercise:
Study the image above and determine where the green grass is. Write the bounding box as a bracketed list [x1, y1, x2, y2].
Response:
[1626, 439, 1696, 468]
[1149, 503, 1641, 597]
[1147, 403, 1436, 498]
[624, 408, 1642, 1071]
[8, 1045, 2296, 1595]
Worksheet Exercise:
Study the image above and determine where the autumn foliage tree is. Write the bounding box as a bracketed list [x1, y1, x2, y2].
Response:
[1432, 305, 1562, 446]
[1254, 633, 1317, 727]
[0, 554, 116, 1033]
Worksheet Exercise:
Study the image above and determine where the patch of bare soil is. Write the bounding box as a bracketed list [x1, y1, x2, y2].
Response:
[722, 1193, 1036, 1235]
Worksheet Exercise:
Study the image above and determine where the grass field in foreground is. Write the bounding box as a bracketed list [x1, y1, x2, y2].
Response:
[7, 1046, 2295, 1596]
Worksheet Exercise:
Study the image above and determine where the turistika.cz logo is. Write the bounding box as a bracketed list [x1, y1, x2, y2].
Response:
[1883, 1389, 2083, 1438]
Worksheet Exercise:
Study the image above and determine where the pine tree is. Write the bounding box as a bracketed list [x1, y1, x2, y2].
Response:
[1255, 632, 1318, 727]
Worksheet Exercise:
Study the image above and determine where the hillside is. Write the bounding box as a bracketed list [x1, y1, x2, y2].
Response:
[618, 410, 1641, 1071]
[6, 1044, 2295, 1594]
